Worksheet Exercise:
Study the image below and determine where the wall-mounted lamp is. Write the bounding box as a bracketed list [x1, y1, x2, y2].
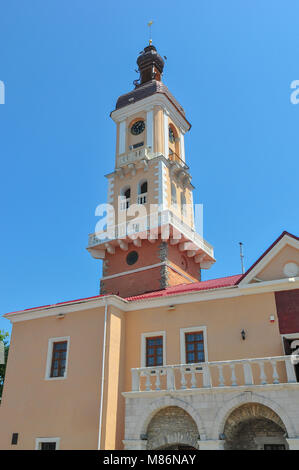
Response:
[241, 329, 246, 341]
[56, 313, 65, 320]
[168, 305, 176, 311]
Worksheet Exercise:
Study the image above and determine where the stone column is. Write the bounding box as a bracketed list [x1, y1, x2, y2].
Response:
[199, 440, 225, 450]
[123, 439, 147, 450]
[286, 438, 299, 450]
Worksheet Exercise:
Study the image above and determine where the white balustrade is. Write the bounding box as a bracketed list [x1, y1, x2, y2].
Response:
[117, 147, 154, 167]
[130, 355, 298, 392]
[88, 209, 214, 260]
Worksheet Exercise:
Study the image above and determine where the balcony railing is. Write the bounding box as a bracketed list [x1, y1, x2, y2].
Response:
[88, 209, 214, 258]
[131, 356, 299, 392]
[117, 147, 154, 167]
[169, 151, 189, 170]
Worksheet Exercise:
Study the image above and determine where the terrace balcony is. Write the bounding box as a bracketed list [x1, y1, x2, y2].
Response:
[129, 355, 299, 395]
[87, 209, 215, 267]
[116, 147, 189, 172]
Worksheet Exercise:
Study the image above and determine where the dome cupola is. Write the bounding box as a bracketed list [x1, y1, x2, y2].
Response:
[136, 44, 165, 85]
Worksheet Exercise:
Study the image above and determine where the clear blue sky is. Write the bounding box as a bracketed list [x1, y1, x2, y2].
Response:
[1, 0, 298, 335]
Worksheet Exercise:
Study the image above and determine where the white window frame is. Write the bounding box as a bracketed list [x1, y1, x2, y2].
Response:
[45, 336, 70, 380]
[35, 437, 60, 450]
[180, 326, 208, 364]
[141, 331, 166, 367]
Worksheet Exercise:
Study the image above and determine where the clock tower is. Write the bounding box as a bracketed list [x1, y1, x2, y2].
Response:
[87, 44, 215, 297]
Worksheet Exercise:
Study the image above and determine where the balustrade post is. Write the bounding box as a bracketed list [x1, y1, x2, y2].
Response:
[131, 369, 140, 392]
[190, 366, 197, 388]
[259, 361, 267, 385]
[180, 366, 187, 389]
[243, 361, 254, 385]
[155, 370, 161, 390]
[202, 364, 211, 388]
[145, 370, 151, 391]
[217, 365, 225, 387]
[270, 359, 280, 384]
[230, 363, 237, 386]
[166, 367, 175, 390]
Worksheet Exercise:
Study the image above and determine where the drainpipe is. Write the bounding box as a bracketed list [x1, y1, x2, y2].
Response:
[98, 298, 108, 450]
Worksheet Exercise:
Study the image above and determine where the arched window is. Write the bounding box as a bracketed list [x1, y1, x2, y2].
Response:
[138, 180, 148, 204]
[120, 186, 131, 210]
[171, 183, 177, 206]
[168, 124, 180, 164]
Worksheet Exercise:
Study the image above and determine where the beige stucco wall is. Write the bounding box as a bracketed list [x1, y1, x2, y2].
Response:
[0, 307, 105, 450]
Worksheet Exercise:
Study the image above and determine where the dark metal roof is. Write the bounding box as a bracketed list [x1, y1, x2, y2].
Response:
[115, 79, 187, 119]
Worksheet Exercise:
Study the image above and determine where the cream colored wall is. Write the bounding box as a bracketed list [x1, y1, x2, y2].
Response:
[153, 106, 164, 154]
[102, 306, 125, 450]
[0, 308, 106, 450]
[256, 245, 299, 282]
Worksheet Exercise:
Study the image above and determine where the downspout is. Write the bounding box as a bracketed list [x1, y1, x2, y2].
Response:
[98, 298, 108, 450]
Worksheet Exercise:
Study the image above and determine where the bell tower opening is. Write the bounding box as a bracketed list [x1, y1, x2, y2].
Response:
[87, 43, 215, 298]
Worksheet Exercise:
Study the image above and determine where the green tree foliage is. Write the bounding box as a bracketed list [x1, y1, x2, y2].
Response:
[0, 330, 9, 398]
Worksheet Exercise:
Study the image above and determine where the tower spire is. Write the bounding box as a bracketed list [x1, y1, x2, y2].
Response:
[147, 20, 153, 45]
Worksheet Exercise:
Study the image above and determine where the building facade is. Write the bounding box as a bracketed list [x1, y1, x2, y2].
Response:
[0, 44, 299, 450]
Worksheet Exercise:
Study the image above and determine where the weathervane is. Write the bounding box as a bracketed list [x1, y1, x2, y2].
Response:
[148, 20, 153, 45]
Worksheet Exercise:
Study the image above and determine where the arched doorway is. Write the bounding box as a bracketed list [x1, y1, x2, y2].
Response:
[146, 406, 199, 450]
[223, 403, 288, 450]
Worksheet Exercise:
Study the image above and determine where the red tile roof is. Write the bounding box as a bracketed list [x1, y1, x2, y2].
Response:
[125, 274, 242, 301]
[4, 275, 242, 316]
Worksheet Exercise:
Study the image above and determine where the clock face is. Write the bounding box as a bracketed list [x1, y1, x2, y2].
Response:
[131, 120, 145, 135]
[169, 126, 175, 143]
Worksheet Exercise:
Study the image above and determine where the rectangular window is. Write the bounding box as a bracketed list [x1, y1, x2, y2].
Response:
[50, 341, 67, 378]
[41, 442, 57, 450]
[185, 331, 205, 364]
[35, 438, 60, 450]
[146, 336, 163, 367]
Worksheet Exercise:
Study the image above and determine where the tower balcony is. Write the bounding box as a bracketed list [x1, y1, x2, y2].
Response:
[116, 147, 189, 171]
[117, 147, 156, 168]
[126, 355, 299, 395]
[87, 209, 215, 267]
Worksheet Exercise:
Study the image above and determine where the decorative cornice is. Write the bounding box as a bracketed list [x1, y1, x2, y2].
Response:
[110, 94, 190, 134]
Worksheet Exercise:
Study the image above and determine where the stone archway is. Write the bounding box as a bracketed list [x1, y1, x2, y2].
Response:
[146, 406, 199, 450]
[223, 403, 288, 450]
